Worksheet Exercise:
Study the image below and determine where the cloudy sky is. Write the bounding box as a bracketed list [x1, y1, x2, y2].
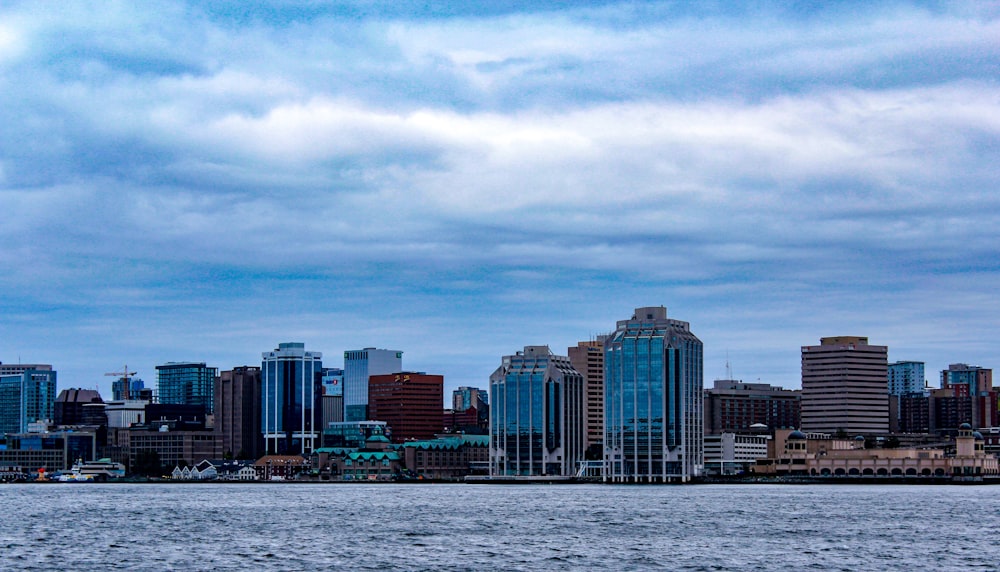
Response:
[1, 1, 997, 399]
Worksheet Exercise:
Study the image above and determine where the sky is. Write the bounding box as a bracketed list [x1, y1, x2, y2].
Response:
[1, 1, 998, 400]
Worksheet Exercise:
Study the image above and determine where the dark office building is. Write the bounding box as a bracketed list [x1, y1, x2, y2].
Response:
[53, 388, 105, 426]
[215, 366, 263, 460]
[368, 372, 444, 443]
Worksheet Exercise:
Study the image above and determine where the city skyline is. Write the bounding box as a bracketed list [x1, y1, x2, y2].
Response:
[1, 2, 998, 398]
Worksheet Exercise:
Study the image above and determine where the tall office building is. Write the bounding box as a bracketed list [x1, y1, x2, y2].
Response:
[369, 372, 444, 442]
[343, 348, 402, 422]
[704, 380, 800, 434]
[888, 361, 926, 434]
[215, 366, 263, 460]
[801, 336, 888, 435]
[568, 338, 605, 451]
[261, 343, 323, 455]
[0, 367, 57, 435]
[489, 346, 585, 477]
[53, 388, 105, 426]
[156, 362, 218, 414]
[604, 306, 703, 483]
[452, 386, 488, 413]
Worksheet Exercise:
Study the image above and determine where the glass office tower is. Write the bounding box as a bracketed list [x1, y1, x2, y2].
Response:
[343, 348, 402, 422]
[156, 362, 217, 414]
[0, 368, 58, 435]
[489, 345, 585, 477]
[262, 343, 323, 455]
[604, 306, 703, 483]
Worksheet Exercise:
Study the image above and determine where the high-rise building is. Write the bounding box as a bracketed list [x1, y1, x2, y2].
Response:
[156, 362, 218, 414]
[568, 337, 606, 451]
[941, 364, 993, 397]
[930, 364, 997, 432]
[704, 380, 800, 434]
[321, 368, 345, 429]
[452, 386, 488, 412]
[369, 372, 444, 442]
[604, 306, 703, 483]
[801, 336, 888, 435]
[112, 376, 145, 401]
[489, 345, 585, 477]
[261, 343, 323, 455]
[0, 367, 58, 436]
[215, 366, 263, 460]
[343, 348, 402, 422]
[888, 361, 926, 396]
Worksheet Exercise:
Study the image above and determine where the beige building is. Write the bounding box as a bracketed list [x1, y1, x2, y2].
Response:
[801, 336, 888, 434]
[568, 337, 605, 451]
[754, 426, 998, 479]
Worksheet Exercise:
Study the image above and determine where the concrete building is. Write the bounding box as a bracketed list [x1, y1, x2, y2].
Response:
[568, 337, 606, 451]
[489, 345, 585, 478]
[262, 342, 323, 455]
[801, 336, 888, 435]
[704, 432, 770, 475]
[888, 361, 926, 396]
[604, 306, 704, 483]
[0, 367, 57, 436]
[156, 362, 218, 415]
[368, 372, 444, 443]
[343, 348, 402, 422]
[704, 380, 800, 434]
[215, 366, 263, 460]
[452, 386, 488, 413]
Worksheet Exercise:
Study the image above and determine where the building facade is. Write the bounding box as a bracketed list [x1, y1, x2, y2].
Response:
[604, 306, 704, 483]
[704, 379, 800, 434]
[568, 337, 606, 451]
[215, 366, 263, 460]
[111, 376, 145, 401]
[368, 372, 444, 443]
[489, 345, 585, 477]
[53, 388, 105, 426]
[888, 361, 926, 396]
[801, 336, 888, 435]
[262, 343, 323, 455]
[156, 362, 218, 414]
[343, 348, 402, 422]
[0, 367, 57, 436]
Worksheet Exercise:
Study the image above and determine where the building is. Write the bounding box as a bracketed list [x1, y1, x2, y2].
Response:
[753, 426, 998, 479]
[888, 361, 927, 434]
[320, 368, 345, 428]
[0, 430, 98, 473]
[215, 366, 263, 460]
[322, 420, 390, 449]
[368, 372, 444, 442]
[262, 343, 323, 455]
[402, 434, 490, 480]
[156, 362, 218, 415]
[703, 432, 770, 475]
[0, 363, 53, 376]
[343, 348, 402, 422]
[567, 337, 606, 451]
[489, 345, 585, 478]
[929, 365, 998, 434]
[801, 336, 888, 435]
[941, 364, 993, 397]
[452, 386, 488, 413]
[112, 425, 221, 475]
[888, 361, 926, 396]
[604, 306, 704, 483]
[0, 367, 57, 436]
[704, 380, 800, 434]
[111, 376, 145, 401]
[53, 388, 105, 426]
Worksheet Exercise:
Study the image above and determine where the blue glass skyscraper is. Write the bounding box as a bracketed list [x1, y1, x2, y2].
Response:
[343, 348, 402, 422]
[262, 343, 323, 454]
[489, 346, 585, 477]
[156, 362, 218, 414]
[0, 367, 57, 436]
[604, 306, 703, 483]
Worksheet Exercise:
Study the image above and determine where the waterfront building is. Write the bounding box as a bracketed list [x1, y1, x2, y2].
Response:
[156, 362, 218, 415]
[215, 366, 263, 460]
[0, 367, 57, 436]
[53, 388, 104, 426]
[604, 306, 704, 483]
[254, 455, 310, 480]
[568, 337, 606, 451]
[801, 336, 888, 435]
[114, 425, 221, 474]
[368, 372, 444, 442]
[343, 348, 402, 422]
[402, 434, 490, 480]
[261, 342, 323, 455]
[313, 433, 402, 481]
[753, 426, 998, 478]
[489, 345, 585, 478]
[0, 430, 98, 473]
[704, 380, 800, 434]
[703, 432, 770, 475]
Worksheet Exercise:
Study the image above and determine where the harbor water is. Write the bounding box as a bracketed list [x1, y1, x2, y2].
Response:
[0, 483, 996, 570]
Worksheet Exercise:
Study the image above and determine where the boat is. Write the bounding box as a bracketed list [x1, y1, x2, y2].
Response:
[56, 458, 126, 482]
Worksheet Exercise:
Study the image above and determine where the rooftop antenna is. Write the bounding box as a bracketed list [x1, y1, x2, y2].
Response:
[725, 350, 733, 381]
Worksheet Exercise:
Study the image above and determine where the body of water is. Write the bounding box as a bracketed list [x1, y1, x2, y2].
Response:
[0, 483, 996, 570]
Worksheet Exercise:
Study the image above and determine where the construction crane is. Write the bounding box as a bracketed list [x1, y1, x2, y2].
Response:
[106, 365, 138, 400]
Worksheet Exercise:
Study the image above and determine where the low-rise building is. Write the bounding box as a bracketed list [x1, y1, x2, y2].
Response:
[704, 432, 770, 475]
[402, 434, 489, 480]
